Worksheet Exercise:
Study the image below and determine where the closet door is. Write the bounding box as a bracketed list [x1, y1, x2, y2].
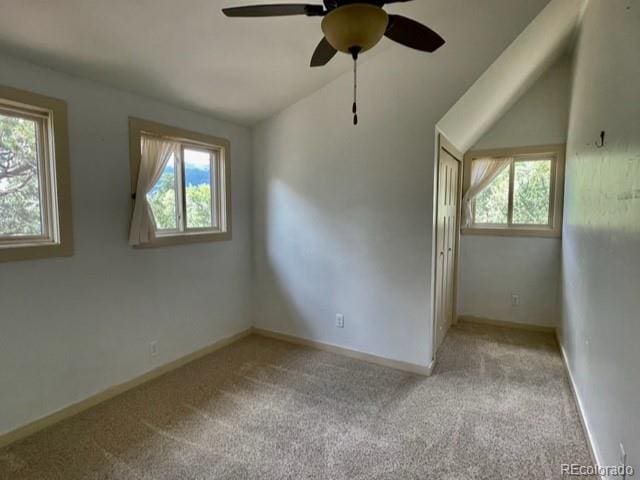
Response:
[435, 148, 460, 352]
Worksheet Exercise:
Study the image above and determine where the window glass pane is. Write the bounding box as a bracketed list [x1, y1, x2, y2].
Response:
[184, 148, 212, 229]
[147, 153, 178, 231]
[0, 112, 43, 237]
[474, 166, 509, 224]
[513, 159, 551, 225]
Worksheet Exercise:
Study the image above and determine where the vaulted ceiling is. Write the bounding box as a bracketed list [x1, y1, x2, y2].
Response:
[438, 0, 585, 152]
[0, 0, 551, 125]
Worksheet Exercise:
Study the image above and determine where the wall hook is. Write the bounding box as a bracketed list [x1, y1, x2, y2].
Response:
[596, 130, 605, 148]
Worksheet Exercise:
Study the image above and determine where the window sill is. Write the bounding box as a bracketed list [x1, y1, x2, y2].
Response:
[0, 242, 73, 262]
[134, 230, 231, 249]
[461, 226, 561, 238]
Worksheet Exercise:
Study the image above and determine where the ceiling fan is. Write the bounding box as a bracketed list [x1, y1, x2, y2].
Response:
[223, 1, 445, 124]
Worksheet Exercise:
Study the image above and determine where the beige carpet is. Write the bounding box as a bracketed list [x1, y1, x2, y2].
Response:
[0, 323, 591, 479]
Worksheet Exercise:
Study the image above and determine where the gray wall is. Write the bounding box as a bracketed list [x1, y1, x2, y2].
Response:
[251, 1, 548, 367]
[560, 0, 640, 474]
[458, 56, 570, 327]
[0, 54, 253, 435]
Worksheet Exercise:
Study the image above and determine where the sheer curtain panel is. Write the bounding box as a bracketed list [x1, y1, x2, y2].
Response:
[461, 157, 512, 227]
[129, 136, 178, 245]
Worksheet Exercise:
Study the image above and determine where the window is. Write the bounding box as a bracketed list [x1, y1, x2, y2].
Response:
[128, 118, 231, 247]
[146, 145, 222, 234]
[462, 145, 565, 237]
[0, 85, 72, 262]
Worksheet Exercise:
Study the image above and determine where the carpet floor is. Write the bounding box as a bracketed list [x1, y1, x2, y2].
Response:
[0, 323, 591, 479]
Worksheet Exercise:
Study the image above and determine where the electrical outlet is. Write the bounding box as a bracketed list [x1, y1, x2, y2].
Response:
[336, 313, 344, 328]
[511, 293, 520, 306]
[150, 340, 158, 357]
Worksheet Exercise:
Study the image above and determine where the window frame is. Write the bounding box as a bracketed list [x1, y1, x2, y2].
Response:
[0, 85, 73, 262]
[462, 144, 565, 238]
[128, 117, 231, 248]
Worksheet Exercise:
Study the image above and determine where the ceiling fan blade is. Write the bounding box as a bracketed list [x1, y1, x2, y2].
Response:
[384, 14, 445, 52]
[323, 0, 338, 10]
[310, 37, 337, 67]
[222, 4, 324, 17]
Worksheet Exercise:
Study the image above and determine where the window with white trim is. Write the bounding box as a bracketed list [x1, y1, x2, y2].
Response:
[0, 86, 72, 261]
[462, 145, 565, 237]
[146, 142, 225, 235]
[128, 118, 231, 248]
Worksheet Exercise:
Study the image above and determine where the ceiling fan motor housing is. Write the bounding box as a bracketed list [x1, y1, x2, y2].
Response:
[321, 3, 389, 54]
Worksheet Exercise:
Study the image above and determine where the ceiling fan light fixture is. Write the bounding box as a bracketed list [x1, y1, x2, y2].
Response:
[223, 0, 446, 125]
[321, 4, 388, 54]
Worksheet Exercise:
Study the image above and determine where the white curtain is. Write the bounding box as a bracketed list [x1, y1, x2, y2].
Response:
[461, 157, 512, 227]
[129, 136, 179, 245]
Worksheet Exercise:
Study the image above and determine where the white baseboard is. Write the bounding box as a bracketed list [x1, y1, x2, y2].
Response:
[555, 331, 603, 478]
[0, 328, 253, 449]
[252, 327, 434, 376]
[458, 315, 556, 333]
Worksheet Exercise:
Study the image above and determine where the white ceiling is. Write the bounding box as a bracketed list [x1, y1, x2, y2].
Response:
[0, 0, 550, 126]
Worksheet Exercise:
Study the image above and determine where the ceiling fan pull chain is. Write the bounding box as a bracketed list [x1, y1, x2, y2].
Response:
[352, 53, 358, 125]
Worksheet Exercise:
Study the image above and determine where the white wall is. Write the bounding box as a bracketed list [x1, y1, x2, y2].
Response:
[0, 54, 253, 435]
[473, 56, 571, 151]
[458, 56, 570, 327]
[560, 0, 640, 474]
[251, 0, 550, 368]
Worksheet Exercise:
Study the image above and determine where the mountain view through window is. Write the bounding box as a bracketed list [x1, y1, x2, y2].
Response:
[147, 149, 215, 232]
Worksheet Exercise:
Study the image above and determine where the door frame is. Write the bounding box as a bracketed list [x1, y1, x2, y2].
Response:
[431, 133, 464, 362]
